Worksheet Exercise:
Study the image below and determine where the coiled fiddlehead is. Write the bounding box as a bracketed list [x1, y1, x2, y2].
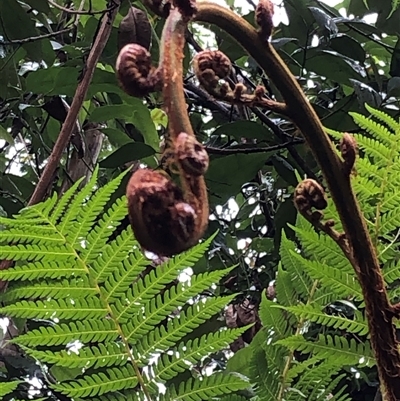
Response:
[116, 0, 209, 256]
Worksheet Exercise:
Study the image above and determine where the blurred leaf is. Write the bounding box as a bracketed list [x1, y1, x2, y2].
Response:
[212, 121, 273, 141]
[390, 38, 400, 77]
[251, 238, 274, 253]
[294, 49, 363, 84]
[0, 125, 14, 145]
[100, 128, 133, 147]
[387, 77, 400, 97]
[271, 155, 297, 187]
[329, 34, 366, 62]
[99, 142, 156, 168]
[0, 0, 42, 60]
[206, 154, 267, 205]
[308, 7, 338, 35]
[350, 79, 381, 110]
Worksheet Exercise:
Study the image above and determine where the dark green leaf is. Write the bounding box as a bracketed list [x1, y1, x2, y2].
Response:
[99, 142, 156, 168]
[329, 34, 366, 62]
[212, 121, 273, 141]
[206, 154, 267, 205]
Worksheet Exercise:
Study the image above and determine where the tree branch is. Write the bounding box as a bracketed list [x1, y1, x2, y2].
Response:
[28, 1, 121, 205]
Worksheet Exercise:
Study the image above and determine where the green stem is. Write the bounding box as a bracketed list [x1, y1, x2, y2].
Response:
[194, 2, 400, 400]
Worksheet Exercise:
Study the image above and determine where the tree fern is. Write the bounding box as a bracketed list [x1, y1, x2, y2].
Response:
[234, 106, 400, 400]
[0, 169, 247, 400]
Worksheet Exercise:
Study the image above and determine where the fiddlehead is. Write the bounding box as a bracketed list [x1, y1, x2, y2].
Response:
[116, 44, 163, 97]
[116, 0, 209, 256]
[193, 49, 289, 116]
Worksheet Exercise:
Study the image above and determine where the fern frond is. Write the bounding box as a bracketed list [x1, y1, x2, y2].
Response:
[52, 365, 139, 398]
[121, 267, 234, 341]
[0, 260, 85, 281]
[249, 333, 281, 401]
[350, 112, 397, 148]
[161, 373, 249, 401]
[276, 334, 375, 367]
[290, 221, 352, 273]
[49, 176, 85, 223]
[286, 363, 343, 400]
[2, 277, 97, 302]
[0, 225, 63, 245]
[0, 298, 108, 319]
[275, 263, 297, 306]
[0, 380, 21, 397]
[288, 251, 362, 301]
[138, 295, 237, 357]
[57, 168, 99, 235]
[365, 104, 400, 133]
[82, 196, 130, 263]
[27, 343, 129, 369]
[13, 320, 119, 347]
[152, 327, 249, 381]
[280, 232, 312, 298]
[93, 227, 138, 282]
[0, 243, 74, 261]
[66, 170, 129, 247]
[258, 298, 291, 339]
[278, 304, 368, 335]
[101, 248, 148, 302]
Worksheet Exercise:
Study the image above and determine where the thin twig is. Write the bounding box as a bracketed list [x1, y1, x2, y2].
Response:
[206, 140, 303, 155]
[48, 0, 115, 15]
[28, 1, 121, 205]
[0, 27, 73, 45]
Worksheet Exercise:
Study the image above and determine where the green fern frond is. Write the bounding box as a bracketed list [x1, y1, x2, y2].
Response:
[52, 365, 139, 398]
[49, 176, 85, 224]
[120, 267, 234, 340]
[280, 232, 313, 298]
[249, 333, 281, 401]
[275, 263, 297, 306]
[161, 373, 249, 401]
[365, 104, 400, 133]
[2, 277, 97, 302]
[152, 327, 249, 381]
[286, 364, 343, 400]
[56, 168, 99, 234]
[1, 170, 242, 400]
[0, 260, 85, 281]
[288, 251, 362, 301]
[1, 297, 108, 319]
[258, 298, 291, 339]
[13, 319, 119, 347]
[26, 343, 129, 369]
[350, 112, 397, 148]
[138, 294, 237, 357]
[92, 227, 139, 282]
[276, 334, 374, 367]
[82, 196, 130, 263]
[290, 220, 352, 273]
[0, 380, 21, 397]
[0, 243, 75, 261]
[278, 304, 368, 335]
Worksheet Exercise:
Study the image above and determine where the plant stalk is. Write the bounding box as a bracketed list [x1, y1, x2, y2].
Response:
[194, 2, 400, 399]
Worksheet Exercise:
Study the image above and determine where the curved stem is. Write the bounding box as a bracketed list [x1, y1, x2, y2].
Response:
[160, 7, 209, 245]
[194, 2, 400, 399]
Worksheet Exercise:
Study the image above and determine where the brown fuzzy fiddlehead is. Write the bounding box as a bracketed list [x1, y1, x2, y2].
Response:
[118, 1, 209, 256]
[193, 49, 289, 116]
[255, 0, 274, 41]
[116, 44, 163, 97]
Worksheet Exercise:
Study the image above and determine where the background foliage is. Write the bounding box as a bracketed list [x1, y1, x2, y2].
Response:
[1, 0, 400, 400]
